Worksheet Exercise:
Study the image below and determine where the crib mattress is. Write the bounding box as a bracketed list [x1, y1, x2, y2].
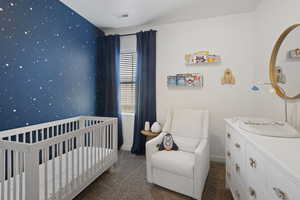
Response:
[1, 147, 112, 200]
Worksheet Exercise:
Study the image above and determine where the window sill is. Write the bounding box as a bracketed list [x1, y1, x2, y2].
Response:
[121, 112, 135, 116]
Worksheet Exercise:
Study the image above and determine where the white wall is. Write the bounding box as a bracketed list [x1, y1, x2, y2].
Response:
[109, 13, 256, 161]
[253, 0, 300, 128]
[110, 0, 300, 160]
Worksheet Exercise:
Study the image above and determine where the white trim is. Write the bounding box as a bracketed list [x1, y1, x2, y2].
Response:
[121, 112, 135, 116]
[121, 144, 132, 151]
[210, 155, 225, 163]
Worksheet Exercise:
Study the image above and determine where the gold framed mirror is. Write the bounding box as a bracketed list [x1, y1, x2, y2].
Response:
[269, 24, 300, 100]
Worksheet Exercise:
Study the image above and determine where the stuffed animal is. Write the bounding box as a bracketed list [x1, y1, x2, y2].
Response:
[159, 133, 178, 151]
[221, 68, 236, 85]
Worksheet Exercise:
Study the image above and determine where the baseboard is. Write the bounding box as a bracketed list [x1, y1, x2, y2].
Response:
[121, 144, 132, 151]
[210, 155, 225, 163]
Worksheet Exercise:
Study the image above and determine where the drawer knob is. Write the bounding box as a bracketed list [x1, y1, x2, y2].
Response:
[235, 143, 241, 149]
[273, 187, 289, 200]
[235, 163, 240, 172]
[249, 158, 257, 168]
[227, 151, 231, 158]
[227, 133, 231, 139]
[249, 187, 257, 198]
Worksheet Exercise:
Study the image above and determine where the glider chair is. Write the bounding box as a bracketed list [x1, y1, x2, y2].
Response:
[146, 109, 209, 199]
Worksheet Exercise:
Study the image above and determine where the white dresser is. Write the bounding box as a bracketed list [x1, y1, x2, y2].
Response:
[225, 119, 300, 200]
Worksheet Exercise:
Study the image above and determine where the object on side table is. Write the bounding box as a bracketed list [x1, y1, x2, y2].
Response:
[140, 130, 159, 137]
[144, 121, 150, 131]
[221, 68, 236, 85]
[151, 122, 162, 133]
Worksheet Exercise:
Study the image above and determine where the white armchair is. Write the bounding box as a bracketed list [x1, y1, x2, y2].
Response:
[146, 109, 209, 199]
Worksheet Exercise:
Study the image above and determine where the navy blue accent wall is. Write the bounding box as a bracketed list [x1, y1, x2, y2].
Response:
[0, 0, 104, 131]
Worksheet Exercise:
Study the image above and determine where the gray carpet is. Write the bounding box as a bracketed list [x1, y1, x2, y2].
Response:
[74, 151, 233, 200]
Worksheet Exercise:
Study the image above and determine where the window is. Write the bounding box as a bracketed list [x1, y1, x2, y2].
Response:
[120, 52, 137, 113]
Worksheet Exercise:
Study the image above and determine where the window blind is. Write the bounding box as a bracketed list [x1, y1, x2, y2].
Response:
[120, 52, 137, 113]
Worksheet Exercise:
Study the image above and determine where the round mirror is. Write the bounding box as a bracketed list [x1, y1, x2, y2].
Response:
[269, 24, 300, 99]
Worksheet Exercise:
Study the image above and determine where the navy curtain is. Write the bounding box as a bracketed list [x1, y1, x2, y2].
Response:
[96, 35, 123, 149]
[131, 30, 157, 155]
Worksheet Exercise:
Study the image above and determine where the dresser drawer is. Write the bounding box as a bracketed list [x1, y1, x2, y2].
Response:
[246, 142, 265, 178]
[228, 127, 246, 181]
[267, 164, 300, 200]
[231, 171, 247, 200]
[246, 143, 266, 200]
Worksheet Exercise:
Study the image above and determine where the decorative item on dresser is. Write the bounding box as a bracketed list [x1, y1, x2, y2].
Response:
[225, 118, 300, 200]
[269, 24, 300, 100]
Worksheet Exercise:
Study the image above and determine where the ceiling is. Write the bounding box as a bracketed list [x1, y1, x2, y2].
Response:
[60, 0, 261, 29]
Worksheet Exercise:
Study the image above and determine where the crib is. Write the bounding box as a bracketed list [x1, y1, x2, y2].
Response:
[0, 116, 118, 200]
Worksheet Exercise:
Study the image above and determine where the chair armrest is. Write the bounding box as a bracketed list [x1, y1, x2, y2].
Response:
[146, 132, 166, 183]
[194, 139, 210, 199]
[146, 132, 165, 156]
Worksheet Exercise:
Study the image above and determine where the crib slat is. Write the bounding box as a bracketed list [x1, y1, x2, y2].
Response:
[95, 127, 99, 167]
[7, 150, 11, 200]
[13, 150, 17, 200]
[65, 139, 69, 194]
[90, 131, 93, 177]
[106, 126, 108, 163]
[0, 149, 4, 200]
[58, 142, 62, 200]
[111, 124, 113, 152]
[94, 129, 97, 172]
[76, 134, 80, 187]
[82, 134, 85, 182]
[18, 152, 23, 200]
[52, 145, 55, 199]
[71, 138, 74, 190]
[40, 129, 43, 142]
[44, 148, 48, 200]
[101, 126, 104, 168]
[109, 125, 112, 152]
[99, 126, 102, 167]
[86, 133, 89, 178]
[29, 132, 33, 144]
[98, 127, 101, 165]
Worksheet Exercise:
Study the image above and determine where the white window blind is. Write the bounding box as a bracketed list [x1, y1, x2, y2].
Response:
[120, 52, 137, 113]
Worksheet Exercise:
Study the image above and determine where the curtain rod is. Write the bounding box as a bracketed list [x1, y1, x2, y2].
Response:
[118, 30, 157, 37]
[119, 33, 137, 37]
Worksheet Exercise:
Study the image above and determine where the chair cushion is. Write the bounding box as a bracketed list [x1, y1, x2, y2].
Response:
[173, 136, 200, 153]
[151, 151, 195, 178]
[171, 109, 205, 139]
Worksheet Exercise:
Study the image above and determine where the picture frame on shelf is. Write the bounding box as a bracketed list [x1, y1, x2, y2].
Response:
[167, 73, 204, 88]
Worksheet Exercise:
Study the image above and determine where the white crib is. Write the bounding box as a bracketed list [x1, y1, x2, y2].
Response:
[0, 116, 118, 200]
